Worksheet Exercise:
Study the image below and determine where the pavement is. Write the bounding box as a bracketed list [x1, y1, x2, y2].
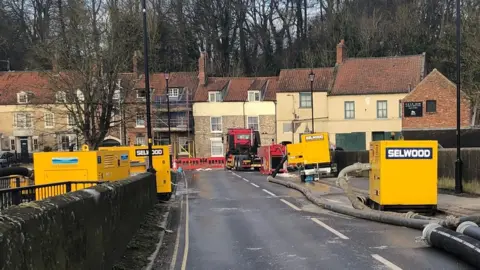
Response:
[299, 175, 480, 217]
[165, 169, 473, 270]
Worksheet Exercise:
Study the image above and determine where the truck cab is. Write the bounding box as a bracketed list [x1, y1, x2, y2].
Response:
[225, 128, 262, 170]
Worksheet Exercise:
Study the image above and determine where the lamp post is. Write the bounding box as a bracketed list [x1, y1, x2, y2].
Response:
[164, 71, 173, 168]
[455, 0, 463, 193]
[309, 70, 315, 133]
[141, 0, 155, 173]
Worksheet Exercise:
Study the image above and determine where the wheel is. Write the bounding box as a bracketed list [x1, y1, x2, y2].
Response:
[300, 174, 306, 182]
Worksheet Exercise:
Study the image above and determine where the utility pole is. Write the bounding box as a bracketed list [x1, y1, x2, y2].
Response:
[141, 0, 155, 173]
[454, 0, 463, 193]
[309, 70, 315, 133]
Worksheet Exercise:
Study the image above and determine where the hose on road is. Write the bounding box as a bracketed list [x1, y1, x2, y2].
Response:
[267, 176, 432, 230]
[457, 221, 480, 241]
[0, 167, 31, 178]
[422, 223, 480, 268]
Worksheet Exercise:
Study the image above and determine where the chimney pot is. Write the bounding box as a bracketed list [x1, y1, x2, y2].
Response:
[336, 39, 347, 65]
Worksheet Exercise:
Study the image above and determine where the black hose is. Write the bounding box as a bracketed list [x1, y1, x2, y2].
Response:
[0, 167, 31, 177]
[457, 221, 480, 242]
[271, 155, 287, 178]
[423, 223, 480, 268]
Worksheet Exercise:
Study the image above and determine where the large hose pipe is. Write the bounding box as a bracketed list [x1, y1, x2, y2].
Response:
[422, 223, 480, 268]
[267, 176, 432, 230]
[0, 167, 31, 178]
[457, 221, 480, 242]
[336, 163, 372, 210]
[271, 155, 287, 178]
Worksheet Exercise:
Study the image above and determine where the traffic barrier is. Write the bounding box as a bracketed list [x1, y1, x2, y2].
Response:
[175, 157, 226, 170]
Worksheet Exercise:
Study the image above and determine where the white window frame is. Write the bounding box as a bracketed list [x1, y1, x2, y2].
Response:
[210, 116, 222, 133]
[14, 112, 33, 128]
[136, 112, 145, 127]
[56, 91, 67, 103]
[248, 91, 260, 102]
[168, 88, 179, 98]
[76, 89, 85, 101]
[32, 136, 39, 152]
[44, 112, 55, 128]
[9, 137, 15, 151]
[210, 138, 224, 157]
[135, 135, 146, 146]
[17, 92, 29, 104]
[67, 113, 75, 127]
[113, 89, 121, 100]
[208, 91, 222, 102]
[377, 100, 388, 119]
[282, 122, 292, 133]
[344, 101, 355, 119]
[137, 89, 146, 99]
[299, 92, 312, 108]
[247, 116, 259, 131]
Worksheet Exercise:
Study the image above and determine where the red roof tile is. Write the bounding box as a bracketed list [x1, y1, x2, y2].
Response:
[135, 72, 198, 95]
[223, 78, 256, 101]
[277, 68, 334, 92]
[0, 71, 52, 104]
[263, 77, 278, 101]
[331, 54, 426, 95]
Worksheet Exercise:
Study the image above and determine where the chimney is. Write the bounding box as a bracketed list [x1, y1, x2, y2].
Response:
[336, 39, 347, 65]
[52, 54, 58, 73]
[198, 52, 207, 86]
[133, 51, 138, 74]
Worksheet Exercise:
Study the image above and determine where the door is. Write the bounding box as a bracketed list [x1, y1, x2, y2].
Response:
[20, 138, 29, 162]
[335, 132, 366, 151]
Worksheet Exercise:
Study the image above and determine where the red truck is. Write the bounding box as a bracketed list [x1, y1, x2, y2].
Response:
[224, 128, 262, 170]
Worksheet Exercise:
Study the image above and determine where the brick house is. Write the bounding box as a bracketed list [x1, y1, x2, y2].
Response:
[401, 69, 478, 147]
[193, 53, 277, 158]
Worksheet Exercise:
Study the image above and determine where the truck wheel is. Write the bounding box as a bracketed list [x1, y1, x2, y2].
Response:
[300, 174, 306, 182]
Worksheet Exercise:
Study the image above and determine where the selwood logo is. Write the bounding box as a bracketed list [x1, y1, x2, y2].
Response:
[135, 149, 164, 157]
[305, 135, 324, 141]
[386, 147, 433, 159]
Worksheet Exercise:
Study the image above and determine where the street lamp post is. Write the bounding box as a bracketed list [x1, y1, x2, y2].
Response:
[455, 0, 463, 193]
[141, 0, 155, 173]
[309, 70, 315, 133]
[164, 71, 173, 168]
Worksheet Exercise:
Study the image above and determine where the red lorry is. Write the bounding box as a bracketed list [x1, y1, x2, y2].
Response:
[258, 143, 287, 175]
[224, 128, 262, 170]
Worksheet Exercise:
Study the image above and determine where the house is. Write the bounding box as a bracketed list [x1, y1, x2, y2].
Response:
[131, 70, 198, 158]
[327, 40, 427, 150]
[192, 52, 277, 158]
[275, 67, 334, 143]
[401, 69, 479, 147]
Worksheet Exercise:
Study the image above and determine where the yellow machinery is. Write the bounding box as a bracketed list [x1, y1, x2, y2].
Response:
[99, 145, 172, 200]
[368, 140, 438, 213]
[286, 132, 337, 181]
[33, 145, 130, 200]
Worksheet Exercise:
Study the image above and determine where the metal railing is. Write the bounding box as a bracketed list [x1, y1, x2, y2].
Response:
[0, 181, 106, 211]
[0, 175, 33, 189]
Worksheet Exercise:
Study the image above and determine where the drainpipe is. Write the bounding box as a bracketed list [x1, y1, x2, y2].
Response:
[274, 101, 277, 143]
[243, 101, 246, 128]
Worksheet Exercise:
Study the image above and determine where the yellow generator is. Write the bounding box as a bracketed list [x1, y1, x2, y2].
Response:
[33, 145, 131, 200]
[368, 140, 438, 214]
[99, 145, 172, 200]
[286, 132, 337, 182]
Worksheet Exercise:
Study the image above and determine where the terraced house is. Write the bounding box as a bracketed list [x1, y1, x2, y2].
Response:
[193, 53, 277, 158]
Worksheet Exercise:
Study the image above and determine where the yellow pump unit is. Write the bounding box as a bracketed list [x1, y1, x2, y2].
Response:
[369, 140, 438, 213]
[99, 145, 172, 199]
[33, 145, 131, 200]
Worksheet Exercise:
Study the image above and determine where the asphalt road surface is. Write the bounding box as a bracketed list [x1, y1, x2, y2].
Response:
[168, 169, 473, 270]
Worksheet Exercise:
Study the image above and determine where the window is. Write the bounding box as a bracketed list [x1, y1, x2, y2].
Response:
[44, 113, 54, 128]
[426, 100, 437, 113]
[113, 89, 121, 100]
[136, 112, 145, 127]
[33, 138, 39, 151]
[168, 88, 179, 98]
[14, 113, 32, 128]
[210, 138, 224, 157]
[137, 89, 146, 99]
[210, 116, 222, 132]
[248, 91, 260, 102]
[299, 92, 312, 108]
[56, 91, 66, 103]
[344, 101, 355, 119]
[208, 91, 222, 102]
[17, 92, 29, 104]
[377, 100, 388, 119]
[67, 114, 75, 127]
[135, 134, 146, 145]
[283, 123, 292, 133]
[76, 89, 85, 101]
[10, 139, 15, 151]
[247, 116, 259, 131]
[60, 135, 70, 151]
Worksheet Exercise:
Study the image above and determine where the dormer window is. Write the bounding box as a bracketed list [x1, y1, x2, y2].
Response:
[248, 91, 260, 102]
[113, 89, 121, 100]
[56, 91, 67, 103]
[17, 92, 29, 104]
[76, 89, 85, 101]
[168, 88, 179, 98]
[137, 89, 146, 99]
[208, 91, 222, 102]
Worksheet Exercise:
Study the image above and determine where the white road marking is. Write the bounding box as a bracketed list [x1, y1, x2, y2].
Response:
[371, 254, 403, 270]
[280, 199, 301, 211]
[262, 189, 277, 197]
[251, 183, 259, 188]
[169, 199, 183, 270]
[242, 178, 250, 182]
[311, 218, 349, 240]
[181, 175, 190, 270]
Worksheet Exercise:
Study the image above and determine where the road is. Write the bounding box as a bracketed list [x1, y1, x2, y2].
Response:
[167, 169, 473, 270]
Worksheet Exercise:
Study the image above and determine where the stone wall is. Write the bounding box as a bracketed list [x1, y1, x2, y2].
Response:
[0, 173, 157, 269]
[194, 115, 276, 157]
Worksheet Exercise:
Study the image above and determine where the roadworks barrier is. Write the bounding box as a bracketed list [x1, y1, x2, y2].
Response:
[0, 173, 157, 270]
